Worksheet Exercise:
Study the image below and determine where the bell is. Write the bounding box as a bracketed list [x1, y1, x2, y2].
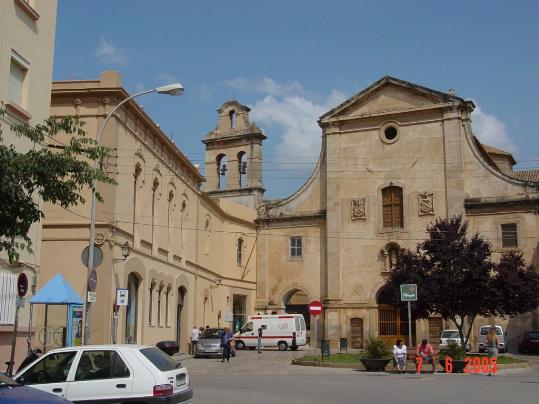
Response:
[240, 161, 247, 175]
[220, 164, 228, 176]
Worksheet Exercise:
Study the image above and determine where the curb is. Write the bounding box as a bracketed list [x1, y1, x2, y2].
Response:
[291, 359, 531, 371]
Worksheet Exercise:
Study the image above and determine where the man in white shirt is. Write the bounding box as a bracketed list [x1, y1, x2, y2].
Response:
[191, 326, 200, 354]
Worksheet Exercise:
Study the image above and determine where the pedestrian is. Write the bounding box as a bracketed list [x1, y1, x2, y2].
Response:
[416, 338, 436, 373]
[191, 326, 200, 355]
[220, 326, 234, 362]
[257, 326, 263, 353]
[392, 339, 407, 373]
[485, 325, 499, 376]
[206, 325, 210, 330]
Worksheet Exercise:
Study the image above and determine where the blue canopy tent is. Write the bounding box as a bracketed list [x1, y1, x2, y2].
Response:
[28, 273, 84, 351]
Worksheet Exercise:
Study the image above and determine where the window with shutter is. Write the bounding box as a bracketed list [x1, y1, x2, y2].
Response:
[382, 186, 403, 228]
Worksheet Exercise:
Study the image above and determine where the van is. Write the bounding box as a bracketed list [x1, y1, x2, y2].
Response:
[234, 314, 307, 351]
[478, 325, 505, 353]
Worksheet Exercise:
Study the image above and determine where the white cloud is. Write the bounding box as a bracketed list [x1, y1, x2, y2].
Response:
[471, 104, 516, 153]
[155, 73, 179, 85]
[225, 77, 305, 97]
[251, 88, 347, 163]
[95, 37, 128, 66]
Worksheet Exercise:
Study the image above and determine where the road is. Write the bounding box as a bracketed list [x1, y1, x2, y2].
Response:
[183, 349, 539, 404]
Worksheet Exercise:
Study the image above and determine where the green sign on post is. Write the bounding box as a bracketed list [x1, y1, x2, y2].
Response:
[400, 284, 417, 301]
[400, 284, 417, 347]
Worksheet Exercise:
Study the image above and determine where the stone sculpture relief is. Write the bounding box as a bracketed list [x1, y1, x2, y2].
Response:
[351, 198, 367, 220]
[418, 192, 434, 215]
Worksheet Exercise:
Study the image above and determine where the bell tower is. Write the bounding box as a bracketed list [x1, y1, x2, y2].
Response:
[202, 100, 266, 208]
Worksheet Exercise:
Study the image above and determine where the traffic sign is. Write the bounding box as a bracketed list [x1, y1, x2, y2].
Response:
[87, 291, 96, 303]
[308, 300, 323, 316]
[400, 284, 417, 301]
[81, 246, 103, 268]
[17, 273, 28, 297]
[87, 269, 97, 292]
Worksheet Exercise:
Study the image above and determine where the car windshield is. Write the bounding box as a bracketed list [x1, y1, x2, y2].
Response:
[441, 331, 460, 338]
[200, 329, 222, 339]
[140, 347, 178, 371]
[525, 331, 539, 339]
[480, 327, 502, 335]
[0, 373, 19, 387]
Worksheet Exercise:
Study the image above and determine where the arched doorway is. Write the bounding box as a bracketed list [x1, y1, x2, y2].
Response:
[176, 286, 187, 346]
[350, 318, 364, 349]
[125, 272, 141, 343]
[284, 289, 310, 330]
[377, 285, 415, 347]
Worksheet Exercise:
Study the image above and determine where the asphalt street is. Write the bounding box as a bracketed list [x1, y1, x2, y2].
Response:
[185, 349, 539, 404]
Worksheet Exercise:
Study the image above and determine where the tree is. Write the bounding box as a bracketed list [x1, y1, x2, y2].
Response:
[0, 109, 114, 263]
[384, 215, 539, 349]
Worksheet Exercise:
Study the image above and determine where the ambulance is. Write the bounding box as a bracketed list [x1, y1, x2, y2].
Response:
[234, 314, 307, 351]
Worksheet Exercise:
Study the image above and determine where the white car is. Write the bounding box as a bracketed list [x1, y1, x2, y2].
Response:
[439, 329, 472, 352]
[478, 325, 506, 353]
[14, 344, 192, 403]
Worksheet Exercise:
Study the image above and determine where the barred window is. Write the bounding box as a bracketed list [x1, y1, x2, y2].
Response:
[382, 186, 403, 228]
[501, 223, 518, 248]
[290, 237, 303, 258]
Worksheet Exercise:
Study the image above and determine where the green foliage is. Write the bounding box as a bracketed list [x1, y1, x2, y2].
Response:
[0, 109, 115, 263]
[439, 341, 466, 360]
[384, 215, 539, 350]
[363, 337, 390, 359]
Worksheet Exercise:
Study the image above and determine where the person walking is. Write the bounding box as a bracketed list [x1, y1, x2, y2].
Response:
[190, 326, 200, 355]
[257, 326, 263, 353]
[485, 325, 499, 376]
[393, 339, 407, 374]
[416, 338, 436, 373]
[220, 326, 234, 362]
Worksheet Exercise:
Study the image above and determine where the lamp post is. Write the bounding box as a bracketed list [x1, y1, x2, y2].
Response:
[84, 83, 184, 345]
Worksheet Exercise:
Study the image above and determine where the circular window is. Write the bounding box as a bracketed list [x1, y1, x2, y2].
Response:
[380, 122, 400, 144]
[384, 126, 397, 140]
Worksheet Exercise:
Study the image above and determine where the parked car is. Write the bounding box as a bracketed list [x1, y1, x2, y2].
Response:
[0, 372, 71, 403]
[234, 314, 307, 351]
[14, 345, 192, 403]
[478, 325, 505, 353]
[518, 330, 539, 354]
[439, 329, 471, 352]
[194, 328, 236, 358]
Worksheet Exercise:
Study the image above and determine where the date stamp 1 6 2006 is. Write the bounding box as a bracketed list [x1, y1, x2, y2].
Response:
[417, 356, 497, 374]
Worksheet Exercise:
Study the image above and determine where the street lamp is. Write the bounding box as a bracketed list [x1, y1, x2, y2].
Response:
[120, 241, 132, 260]
[84, 82, 184, 345]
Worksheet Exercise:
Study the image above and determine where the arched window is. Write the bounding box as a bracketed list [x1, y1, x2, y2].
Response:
[165, 285, 172, 325]
[151, 178, 160, 242]
[132, 163, 142, 236]
[157, 283, 163, 326]
[125, 273, 140, 343]
[237, 151, 247, 187]
[382, 186, 403, 228]
[216, 154, 227, 190]
[148, 280, 156, 325]
[229, 110, 236, 128]
[204, 217, 211, 255]
[237, 237, 244, 266]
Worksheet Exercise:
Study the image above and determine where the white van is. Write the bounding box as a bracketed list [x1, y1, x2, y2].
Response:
[234, 314, 307, 351]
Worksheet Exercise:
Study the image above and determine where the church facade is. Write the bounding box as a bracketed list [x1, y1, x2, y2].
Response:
[212, 76, 539, 351]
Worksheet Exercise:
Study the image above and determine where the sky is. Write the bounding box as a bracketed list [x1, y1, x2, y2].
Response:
[53, 0, 539, 199]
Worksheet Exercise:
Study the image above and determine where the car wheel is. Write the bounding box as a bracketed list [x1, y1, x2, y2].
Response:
[278, 341, 288, 351]
[235, 340, 245, 350]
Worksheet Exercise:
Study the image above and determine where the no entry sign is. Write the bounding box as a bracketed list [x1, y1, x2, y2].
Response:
[308, 300, 323, 316]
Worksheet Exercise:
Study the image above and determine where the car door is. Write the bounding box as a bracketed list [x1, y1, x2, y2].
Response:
[15, 350, 77, 400]
[65, 349, 133, 402]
